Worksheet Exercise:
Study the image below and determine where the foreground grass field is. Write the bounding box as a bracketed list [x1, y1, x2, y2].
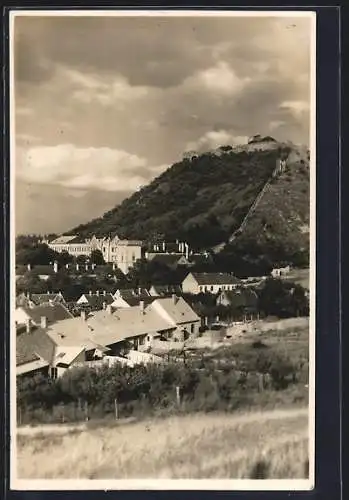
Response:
[17, 407, 309, 480]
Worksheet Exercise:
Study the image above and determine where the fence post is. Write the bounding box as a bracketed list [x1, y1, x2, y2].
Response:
[258, 373, 264, 392]
[176, 386, 181, 406]
[114, 398, 119, 420]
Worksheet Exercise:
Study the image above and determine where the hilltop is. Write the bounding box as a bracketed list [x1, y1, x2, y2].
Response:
[71, 136, 310, 268]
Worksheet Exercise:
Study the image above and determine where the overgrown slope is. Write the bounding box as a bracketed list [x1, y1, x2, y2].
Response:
[72, 138, 310, 263]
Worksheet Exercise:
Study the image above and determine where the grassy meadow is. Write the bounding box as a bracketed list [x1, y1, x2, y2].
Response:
[17, 407, 308, 480]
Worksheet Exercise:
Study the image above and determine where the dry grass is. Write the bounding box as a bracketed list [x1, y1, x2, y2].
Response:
[17, 407, 309, 480]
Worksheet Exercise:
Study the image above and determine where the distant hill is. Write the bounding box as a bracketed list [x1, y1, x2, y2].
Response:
[71, 136, 310, 267]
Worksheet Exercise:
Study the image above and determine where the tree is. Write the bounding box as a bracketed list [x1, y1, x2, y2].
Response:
[57, 251, 74, 266]
[90, 249, 105, 265]
[16, 242, 59, 266]
[76, 254, 88, 265]
[258, 278, 309, 318]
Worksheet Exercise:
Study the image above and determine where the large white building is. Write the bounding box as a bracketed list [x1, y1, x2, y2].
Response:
[44, 234, 143, 274]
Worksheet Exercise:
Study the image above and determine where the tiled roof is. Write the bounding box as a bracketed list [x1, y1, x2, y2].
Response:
[49, 235, 79, 244]
[80, 294, 114, 310]
[151, 296, 200, 326]
[30, 293, 65, 306]
[22, 303, 73, 325]
[122, 296, 156, 307]
[45, 317, 109, 352]
[190, 272, 241, 286]
[16, 327, 56, 366]
[150, 285, 183, 296]
[149, 254, 188, 266]
[87, 306, 174, 346]
[116, 288, 150, 299]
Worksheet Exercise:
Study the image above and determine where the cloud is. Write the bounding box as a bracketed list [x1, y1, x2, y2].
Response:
[280, 100, 310, 119]
[184, 61, 250, 95]
[15, 143, 166, 192]
[13, 13, 313, 234]
[186, 130, 248, 152]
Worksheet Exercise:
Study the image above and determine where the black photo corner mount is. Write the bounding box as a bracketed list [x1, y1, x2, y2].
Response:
[1, 4, 342, 500]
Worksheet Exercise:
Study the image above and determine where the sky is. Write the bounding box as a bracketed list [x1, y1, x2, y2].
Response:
[13, 12, 313, 235]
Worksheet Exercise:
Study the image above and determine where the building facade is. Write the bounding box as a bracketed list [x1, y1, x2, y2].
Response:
[44, 234, 143, 274]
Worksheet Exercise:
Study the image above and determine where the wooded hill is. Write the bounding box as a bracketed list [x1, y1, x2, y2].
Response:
[71, 137, 310, 269]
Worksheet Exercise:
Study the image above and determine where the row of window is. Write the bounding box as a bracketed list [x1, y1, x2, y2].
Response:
[199, 285, 236, 292]
[52, 245, 88, 253]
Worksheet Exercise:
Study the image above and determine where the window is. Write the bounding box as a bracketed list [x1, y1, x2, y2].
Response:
[199, 286, 202, 292]
[190, 324, 194, 333]
[210, 285, 214, 291]
[50, 367, 58, 379]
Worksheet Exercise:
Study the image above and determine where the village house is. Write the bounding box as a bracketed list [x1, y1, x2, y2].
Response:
[271, 266, 291, 278]
[216, 288, 260, 321]
[16, 295, 200, 378]
[16, 317, 109, 378]
[149, 284, 183, 297]
[16, 291, 66, 308]
[149, 295, 201, 340]
[182, 272, 241, 295]
[14, 302, 74, 331]
[76, 290, 115, 311]
[145, 253, 191, 269]
[112, 288, 155, 308]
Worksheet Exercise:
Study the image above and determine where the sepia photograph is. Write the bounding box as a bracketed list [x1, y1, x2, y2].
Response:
[10, 9, 315, 490]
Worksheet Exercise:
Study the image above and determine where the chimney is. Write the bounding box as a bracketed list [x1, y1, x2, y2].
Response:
[25, 318, 31, 333]
[172, 293, 177, 304]
[27, 263, 31, 271]
[185, 243, 189, 260]
[106, 305, 113, 315]
[102, 301, 107, 310]
[89, 290, 92, 296]
[81, 310, 86, 321]
[40, 316, 47, 329]
[76, 263, 79, 271]
[140, 300, 145, 313]
[53, 261, 58, 273]
[96, 290, 99, 296]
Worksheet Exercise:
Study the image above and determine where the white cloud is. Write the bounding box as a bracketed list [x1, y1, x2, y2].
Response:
[186, 130, 248, 152]
[15, 143, 164, 192]
[280, 100, 310, 119]
[59, 66, 149, 106]
[184, 61, 250, 95]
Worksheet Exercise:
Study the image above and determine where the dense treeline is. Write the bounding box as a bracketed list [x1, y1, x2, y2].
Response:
[17, 340, 308, 424]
